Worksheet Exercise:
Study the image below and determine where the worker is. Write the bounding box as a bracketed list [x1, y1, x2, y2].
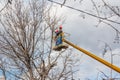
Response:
[57, 25, 63, 44]
[54, 25, 63, 46]
[59, 25, 62, 34]
[54, 29, 59, 46]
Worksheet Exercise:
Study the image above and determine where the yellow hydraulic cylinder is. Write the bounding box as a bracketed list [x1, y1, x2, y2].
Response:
[63, 38, 120, 73]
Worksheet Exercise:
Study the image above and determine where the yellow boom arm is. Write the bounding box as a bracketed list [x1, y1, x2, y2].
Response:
[63, 38, 120, 73]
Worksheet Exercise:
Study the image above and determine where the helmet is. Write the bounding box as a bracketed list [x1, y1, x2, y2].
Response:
[55, 29, 58, 33]
[59, 25, 62, 29]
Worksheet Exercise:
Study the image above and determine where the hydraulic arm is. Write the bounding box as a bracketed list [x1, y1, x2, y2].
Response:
[63, 38, 120, 73]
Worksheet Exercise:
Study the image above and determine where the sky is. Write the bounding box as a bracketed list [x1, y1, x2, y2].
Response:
[49, 0, 120, 80]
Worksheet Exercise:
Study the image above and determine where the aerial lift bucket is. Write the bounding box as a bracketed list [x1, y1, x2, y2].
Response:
[53, 32, 69, 51]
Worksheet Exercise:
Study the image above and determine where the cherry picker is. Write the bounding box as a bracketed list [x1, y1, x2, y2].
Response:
[53, 28, 120, 73]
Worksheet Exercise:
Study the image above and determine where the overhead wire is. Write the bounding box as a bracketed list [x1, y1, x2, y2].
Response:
[47, 0, 120, 24]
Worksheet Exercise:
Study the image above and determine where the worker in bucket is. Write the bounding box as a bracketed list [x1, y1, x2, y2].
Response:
[54, 25, 63, 46]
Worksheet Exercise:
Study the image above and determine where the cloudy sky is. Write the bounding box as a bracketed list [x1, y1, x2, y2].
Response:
[49, 0, 120, 79]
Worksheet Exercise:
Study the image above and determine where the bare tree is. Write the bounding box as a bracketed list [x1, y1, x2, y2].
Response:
[0, 0, 12, 13]
[0, 0, 80, 80]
